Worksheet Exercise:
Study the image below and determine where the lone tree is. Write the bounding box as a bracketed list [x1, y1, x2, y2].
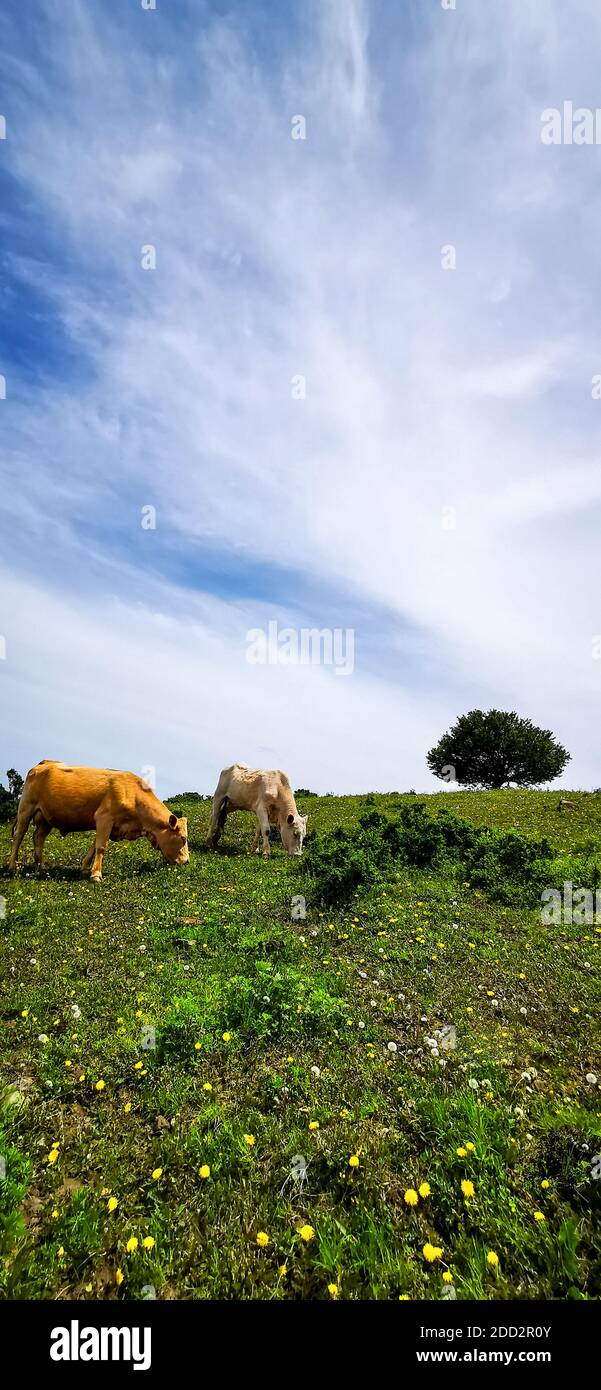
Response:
[427, 710, 570, 790]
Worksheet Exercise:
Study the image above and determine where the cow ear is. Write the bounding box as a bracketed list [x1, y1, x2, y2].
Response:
[169, 813, 178, 829]
[287, 812, 294, 824]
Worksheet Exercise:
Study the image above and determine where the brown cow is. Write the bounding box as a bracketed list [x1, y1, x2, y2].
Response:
[8, 760, 189, 881]
[208, 762, 307, 857]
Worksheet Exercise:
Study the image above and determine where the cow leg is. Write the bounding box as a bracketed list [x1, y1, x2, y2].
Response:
[89, 813, 113, 882]
[81, 840, 96, 875]
[250, 826, 261, 854]
[33, 816, 51, 876]
[8, 805, 34, 873]
[208, 795, 229, 849]
[256, 808, 271, 858]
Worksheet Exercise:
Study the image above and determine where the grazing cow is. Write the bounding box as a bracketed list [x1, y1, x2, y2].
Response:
[8, 761, 189, 881]
[208, 763, 307, 857]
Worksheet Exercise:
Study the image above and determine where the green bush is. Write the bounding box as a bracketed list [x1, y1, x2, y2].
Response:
[304, 802, 558, 909]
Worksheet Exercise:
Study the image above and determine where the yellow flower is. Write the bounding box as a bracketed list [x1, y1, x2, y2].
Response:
[534, 1211, 546, 1222]
[151, 1167, 163, 1181]
[222, 1032, 231, 1043]
[442, 1271, 453, 1283]
[47, 1149, 59, 1165]
[194, 1042, 201, 1051]
[349, 1154, 360, 1168]
[134, 1061, 143, 1071]
[299, 1224, 315, 1243]
[419, 1182, 431, 1198]
[244, 1134, 255, 1146]
[199, 1165, 211, 1180]
[399, 1294, 409, 1300]
[57, 1246, 65, 1257]
[465, 1142, 475, 1153]
[115, 1268, 124, 1286]
[143, 1236, 155, 1250]
[203, 1082, 212, 1092]
[486, 1251, 499, 1267]
[461, 1179, 475, 1199]
[456, 1147, 467, 1158]
[541, 1179, 550, 1189]
[51, 1208, 59, 1219]
[328, 1283, 339, 1298]
[423, 1243, 443, 1262]
[124, 1102, 132, 1114]
[126, 1237, 138, 1253]
[404, 1188, 418, 1206]
[308, 1120, 319, 1131]
[95, 1079, 105, 1091]
[107, 1196, 118, 1213]
[256, 1231, 269, 1248]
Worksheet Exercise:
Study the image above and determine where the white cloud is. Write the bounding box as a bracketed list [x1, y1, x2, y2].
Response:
[1, 0, 600, 790]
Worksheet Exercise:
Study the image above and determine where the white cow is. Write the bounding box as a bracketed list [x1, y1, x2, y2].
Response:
[208, 763, 307, 857]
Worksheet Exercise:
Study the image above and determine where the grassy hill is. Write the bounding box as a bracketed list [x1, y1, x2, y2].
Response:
[1, 789, 600, 1300]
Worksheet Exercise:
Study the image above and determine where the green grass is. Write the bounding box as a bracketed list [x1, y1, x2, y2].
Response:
[1, 789, 600, 1300]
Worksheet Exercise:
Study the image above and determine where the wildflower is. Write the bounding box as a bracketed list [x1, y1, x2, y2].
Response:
[456, 1147, 467, 1158]
[419, 1182, 431, 1198]
[47, 1149, 59, 1166]
[328, 1283, 339, 1298]
[51, 1208, 59, 1219]
[143, 1236, 155, 1250]
[465, 1142, 475, 1153]
[203, 1082, 212, 1092]
[199, 1165, 210, 1180]
[349, 1154, 360, 1169]
[134, 1061, 143, 1071]
[151, 1167, 163, 1181]
[107, 1197, 118, 1213]
[244, 1134, 255, 1147]
[541, 1179, 550, 1189]
[256, 1231, 269, 1248]
[124, 1102, 132, 1114]
[399, 1294, 409, 1300]
[404, 1188, 418, 1206]
[533, 1211, 546, 1222]
[461, 1180, 475, 1199]
[222, 1032, 231, 1043]
[486, 1251, 499, 1267]
[339, 1108, 350, 1118]
[57, 1246, 65, 1257]
[115, 1268, 124, 1286]
[423, 1243, 443, 1262]
[194, 1042, 201, 1051]
[308, 1120, 319, 1131]
[299, 1224, 315, 1243]
[126, 1237, 138, 1253]
[443, 1271, 453, 1283]
[279, 1264, 287, 1277]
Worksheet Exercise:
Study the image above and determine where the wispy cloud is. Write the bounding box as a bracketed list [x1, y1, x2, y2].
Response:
[1, 0, 600, 790]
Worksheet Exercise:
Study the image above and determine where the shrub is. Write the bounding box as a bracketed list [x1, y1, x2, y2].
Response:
[304, 802, 559, 909]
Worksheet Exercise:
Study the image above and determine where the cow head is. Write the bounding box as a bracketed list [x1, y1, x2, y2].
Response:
[148, 813, 189, 865]
[280, 810, 308, 856]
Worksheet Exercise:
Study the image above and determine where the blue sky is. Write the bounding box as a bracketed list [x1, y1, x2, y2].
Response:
[1, 0, 601, 796]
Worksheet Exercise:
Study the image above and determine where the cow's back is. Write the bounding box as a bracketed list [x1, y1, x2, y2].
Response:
[23, 762, 139, 830]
